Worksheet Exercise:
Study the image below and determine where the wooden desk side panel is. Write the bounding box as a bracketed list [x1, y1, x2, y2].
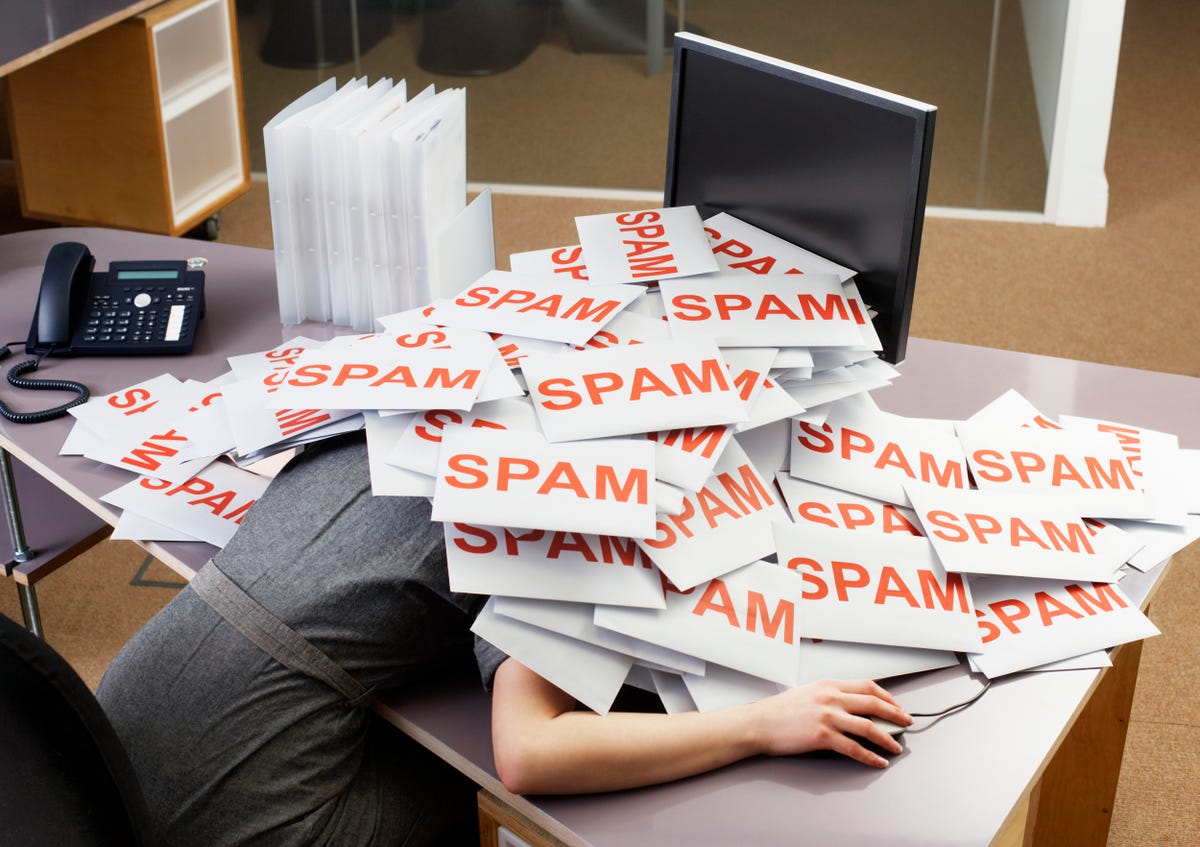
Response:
[1026, 638, 1145, 846]
[6, 21, 171, 232]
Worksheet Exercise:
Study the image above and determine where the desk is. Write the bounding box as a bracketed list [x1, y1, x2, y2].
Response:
[2, 227, 1197, 847]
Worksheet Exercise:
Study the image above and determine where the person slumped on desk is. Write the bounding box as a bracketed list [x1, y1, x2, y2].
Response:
[97, 432, 911, 846]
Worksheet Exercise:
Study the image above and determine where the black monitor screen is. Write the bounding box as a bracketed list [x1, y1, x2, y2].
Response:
[664, 34, 936, 364]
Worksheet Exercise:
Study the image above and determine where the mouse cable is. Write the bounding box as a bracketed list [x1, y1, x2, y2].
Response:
[0, 344, 90, 424]
[906, 678, 993, 718]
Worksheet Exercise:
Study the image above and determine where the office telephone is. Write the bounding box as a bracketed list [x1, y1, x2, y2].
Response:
[1, 242, 207, 424]
[26, 241, 206, 356]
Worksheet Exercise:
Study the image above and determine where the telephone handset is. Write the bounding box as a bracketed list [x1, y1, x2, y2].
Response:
[26, 241, 206, 356]
[1, 242, 207, 424]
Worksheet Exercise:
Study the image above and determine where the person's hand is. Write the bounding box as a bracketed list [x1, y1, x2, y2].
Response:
[742, 679, 912, 767]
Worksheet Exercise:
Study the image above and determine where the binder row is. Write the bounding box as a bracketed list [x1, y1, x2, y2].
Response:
[263, 78, 467, 331]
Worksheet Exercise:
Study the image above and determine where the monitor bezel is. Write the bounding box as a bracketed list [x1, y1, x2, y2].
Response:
[663, 33, 936, 364]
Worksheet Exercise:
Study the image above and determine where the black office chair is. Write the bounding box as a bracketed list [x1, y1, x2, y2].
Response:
[0, 612, 154, 846]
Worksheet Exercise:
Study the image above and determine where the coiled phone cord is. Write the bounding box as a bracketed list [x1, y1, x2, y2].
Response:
[0, 343, 90, 424]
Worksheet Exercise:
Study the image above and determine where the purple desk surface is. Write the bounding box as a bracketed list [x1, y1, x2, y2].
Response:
[4, 228, 1199, 846]
[0, 228, 340, 578]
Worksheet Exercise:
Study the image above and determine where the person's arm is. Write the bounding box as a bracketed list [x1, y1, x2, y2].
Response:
[490, 657, 913, 796]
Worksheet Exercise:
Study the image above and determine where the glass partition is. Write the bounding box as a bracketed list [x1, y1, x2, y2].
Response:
[235, 0, 1051, 213]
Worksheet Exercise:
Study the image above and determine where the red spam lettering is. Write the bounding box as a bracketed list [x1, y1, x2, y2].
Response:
[443, 454, 648, 504]
[284, 363, 480, 391]
[537, 358, 730, 411]
[976, 582, 1128, 642]
[453, 286, 622, 323]
[924, 510, 1095, 554]
[795, 422, 966, 488]
[787, 557, 968, 613]
[119, 429, 188, 473]
[970, 449, 1136, 490]
[645, 425, 726, 459]
[136, 476, 255, 522]
[669, 292, 852, 323]
[413, 410, 507, 443]
[644, 462, 774, 548]
[795, 501, 924, 536]
[550, 246, 589, 281]
[691, 578, 795, 644]
[275, 408, 333, 438]
[106, 387, 157, 416]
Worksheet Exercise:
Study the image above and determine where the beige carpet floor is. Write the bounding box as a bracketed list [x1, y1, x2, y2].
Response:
[2, 0, 1198, 844]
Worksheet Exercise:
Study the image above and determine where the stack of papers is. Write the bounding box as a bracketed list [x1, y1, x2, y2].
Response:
[264, 78, 491, 331]
[66, 204, 1200, 715]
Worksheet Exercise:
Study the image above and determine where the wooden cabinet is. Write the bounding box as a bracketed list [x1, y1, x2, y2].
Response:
[4, 0, 249, 236]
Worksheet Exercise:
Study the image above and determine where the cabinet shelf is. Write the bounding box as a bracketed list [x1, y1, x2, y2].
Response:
[5, 0, 249, 236]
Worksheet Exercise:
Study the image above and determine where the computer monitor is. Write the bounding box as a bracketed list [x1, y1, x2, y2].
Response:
[664, 34, 936, 364]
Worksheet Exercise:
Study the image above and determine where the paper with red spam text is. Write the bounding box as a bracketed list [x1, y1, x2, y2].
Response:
[425, 270, 642, 345]
[385, 325, 527, 404]
[967, 575, 1159, 678]
[595, 560, 806, 686]
[492, 596, 704, 674]
[443, 521, 665, 608]
[387, 397, 540, 477]
[639, 424, 734, 493]
[472, 597, 632, 715]
[788, 401, 969, 506]
[660, 274, 867, 348]
[1060, 415, 1191, 526]
[572, 307, 670, 350]
[636, 439, 789, 590]
[904, 482, 1140, 582]
[77, 380, 216, 482]
[702, 211, 856, 281]
[261, 335, 491, 411]
[67, 373, 185, 435]
[575, 206, 718, 285]
[775, 474, 926, 538]
[508, 243, 590, 283]
[363, 411, 435, 497]
[521, 336, 748, 442]
[721, 347, 776, 408]
[955, 422, 1157, 520]
[222, 376, 359, 457]
[431, 428, 657, 537]
[170, 375, 238, 464]
[226, 336, 329, 382]
[841, 280, 884, 351]
[101, 460, 271, 548]
[772, 522, 983, 652]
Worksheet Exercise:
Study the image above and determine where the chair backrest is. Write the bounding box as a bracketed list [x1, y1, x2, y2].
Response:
[0, 612, 154, 846]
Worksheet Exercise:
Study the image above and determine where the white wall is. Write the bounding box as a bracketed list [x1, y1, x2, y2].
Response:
[1019, 0, 1070, 165]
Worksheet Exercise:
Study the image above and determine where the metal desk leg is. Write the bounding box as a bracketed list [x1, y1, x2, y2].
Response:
[1, 447, 43, 636]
